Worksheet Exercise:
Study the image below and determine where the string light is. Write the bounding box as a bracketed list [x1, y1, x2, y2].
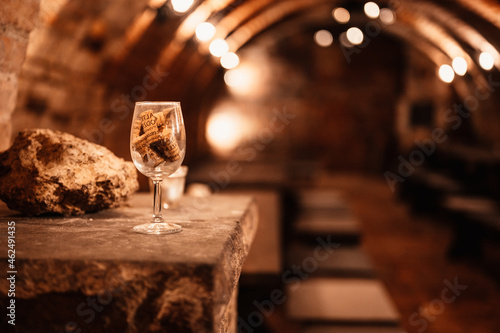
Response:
[379, 8, 396, 25]
[171, 0, 193, 13]
[438, 64, 455, 83]
[314, 30, 333, 47]
[346, 27, 364, 45]
[195, 22, 216, 42]
[364, 2, 380, 19]
[332, 7, 350, 24]
[479, 52, 495, 70]
[220, 52, 240, 69]
[209, 39, 229, 57]
[452, 57, 468, 76]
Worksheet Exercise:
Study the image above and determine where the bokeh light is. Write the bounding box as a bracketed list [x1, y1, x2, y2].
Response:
[452, 57, 468, 76]
[209, 38, 229, 57]
[314, 30, 334, 47]
[364, 2, 380, 19]
[346, 27, 364, 45]
[332, 7, 350, 24]
[171, 0, 193, 13]
[438, 64, 455, 83]
[206, 112, 246, 153]
[220, 52, 240, 69]
[195, 22, 216, 42]
[479, 52, 495, 70]
[379, 8, 396, 25]
[224, 69, 241, 87]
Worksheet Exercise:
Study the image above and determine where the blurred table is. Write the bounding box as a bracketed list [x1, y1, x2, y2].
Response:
[0, 193, 258, 333]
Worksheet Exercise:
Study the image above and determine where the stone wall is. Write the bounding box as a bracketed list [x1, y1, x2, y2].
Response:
[0, 0, 40, 151]
[13, 0, 149, 157]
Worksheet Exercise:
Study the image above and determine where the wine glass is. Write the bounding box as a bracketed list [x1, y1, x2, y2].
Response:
[130, 101, 186, 235]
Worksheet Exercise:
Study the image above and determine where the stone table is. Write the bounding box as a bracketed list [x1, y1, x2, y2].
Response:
[0, 193, 258, 333]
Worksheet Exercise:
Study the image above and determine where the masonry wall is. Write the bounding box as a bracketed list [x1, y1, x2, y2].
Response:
[0, 0, 40, 151]
[12, 0, 149, 157]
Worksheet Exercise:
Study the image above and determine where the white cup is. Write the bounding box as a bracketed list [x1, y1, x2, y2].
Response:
[161, 165, 188, 209]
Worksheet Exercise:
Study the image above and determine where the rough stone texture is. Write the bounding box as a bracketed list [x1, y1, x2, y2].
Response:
[0, 0, 41, 32]
[0, 194, 258, 333]
[0, 0, 40, 151]
[0, 128, 139, 216]
[13, 0, 151, 159]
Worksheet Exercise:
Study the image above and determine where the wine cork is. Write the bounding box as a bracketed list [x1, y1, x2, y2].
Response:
[162, 107, 175, 127]
[154, 112, 166, 128]
[155, 108, 175, 132]
[133, 134, 149, 159]
[144, 131, 162, 145]
[133, 133, 165, 166]
[140, 110, 160, 145]
[161, 127, 181, 162]
[132, 118, 142, 137]
[148, 146, 166, 167]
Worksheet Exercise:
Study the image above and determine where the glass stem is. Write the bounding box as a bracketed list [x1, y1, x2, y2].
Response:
[152, 179, 164, 223]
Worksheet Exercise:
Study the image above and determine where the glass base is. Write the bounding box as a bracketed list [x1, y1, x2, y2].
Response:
[132, 222, 183, 235]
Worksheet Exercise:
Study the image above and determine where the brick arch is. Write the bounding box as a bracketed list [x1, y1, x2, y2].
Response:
[6, 0, 500, 159]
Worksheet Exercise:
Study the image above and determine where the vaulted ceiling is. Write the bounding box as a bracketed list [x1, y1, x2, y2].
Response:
[32, 0, 500, 97]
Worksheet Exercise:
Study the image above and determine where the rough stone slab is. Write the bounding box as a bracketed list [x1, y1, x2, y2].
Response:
[287, 278, 400, 324]
[0, 193, 258, 333]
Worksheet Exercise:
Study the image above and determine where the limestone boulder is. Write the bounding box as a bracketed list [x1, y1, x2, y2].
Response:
[0, 129, 139, 216]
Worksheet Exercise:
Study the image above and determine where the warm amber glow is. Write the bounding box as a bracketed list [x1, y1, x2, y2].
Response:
[206, 111, 250, 153]
[479, 52, 495, 70]
[364, 2, 380, 19]
[224, 69, 245, 88]
[452, 57, 468, 76]
[223, 64, 263, 96]
[195, 22, 216, 41]
[220, 52, 240, 69]
[379, 8, 395, 25]
[172, 0, 194, 13]
[314, 30, 333, 47]
[346, 27, 364, 45]
[438, 64, 455, 83]
[332, 7, 350, 24]
[209, 39, 229, 57]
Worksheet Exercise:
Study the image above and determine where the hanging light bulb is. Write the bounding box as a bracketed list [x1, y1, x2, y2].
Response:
[209, 39, 229, 57]
[332, 7, 350, 24]
[379, 8, 396, 25]
[364, 2, 380, 19]
[220, 52, 240, 69]
[346, 27, 364, 45]
[171, 0, 193, 13]
[195, 22, 216, 42]
[479, 52, 495, 70]
[452, 57, 468, 76]
[438, 64, 455, 83]
[314, 30, 333, 47]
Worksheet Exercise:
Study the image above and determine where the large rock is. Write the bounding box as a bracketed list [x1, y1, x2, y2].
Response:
[0, 129, 139, 216]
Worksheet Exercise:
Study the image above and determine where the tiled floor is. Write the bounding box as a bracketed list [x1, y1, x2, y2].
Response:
[319, 173, 500, 333]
